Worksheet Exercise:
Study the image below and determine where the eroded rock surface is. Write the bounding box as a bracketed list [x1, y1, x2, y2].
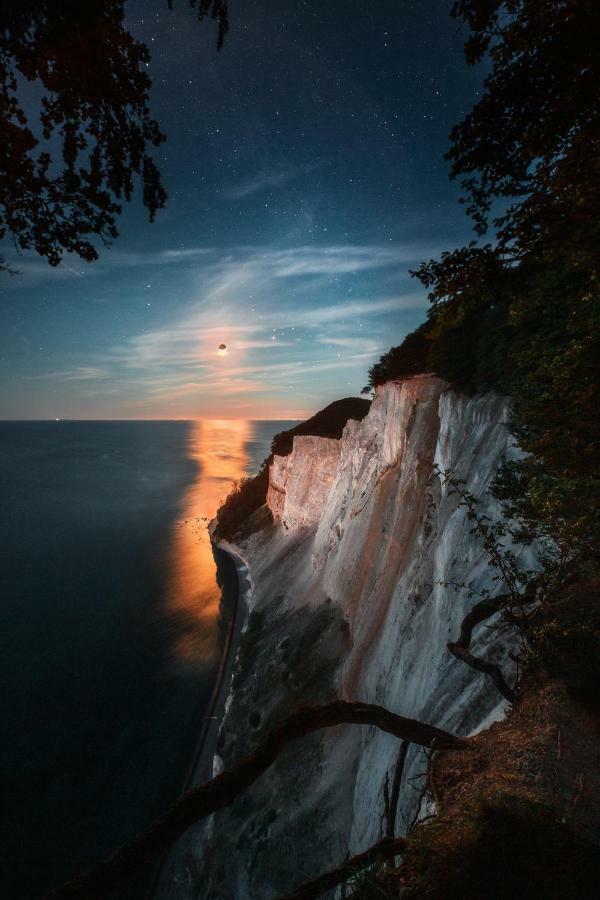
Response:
[174, 376, 536, 899]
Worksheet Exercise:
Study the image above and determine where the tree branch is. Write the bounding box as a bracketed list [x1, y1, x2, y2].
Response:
[276, 836, 407, 900]
[47, 701, 466, 899]
[447, 591, 535, 702]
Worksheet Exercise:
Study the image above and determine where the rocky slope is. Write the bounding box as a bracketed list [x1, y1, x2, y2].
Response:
[179, 375, 538, 899]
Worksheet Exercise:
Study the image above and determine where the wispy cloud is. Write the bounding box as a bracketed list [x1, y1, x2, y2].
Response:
[4, 238, 440, 284]
[317, 334, 382, 351]
[107, 241, 409, 277]
[15, 240, 430, 415]
[263, 246, 401, 277]
[117, 294, 420, 372]
[23, 366, 110, 382]
[225, 162, 324, 200]
[157, 248, 214, 261]
[98, 241, 429, 413]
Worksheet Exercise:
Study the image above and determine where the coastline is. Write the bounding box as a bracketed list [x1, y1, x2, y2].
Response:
[148, 539, 250, 899]
[181, 543, 244, 791]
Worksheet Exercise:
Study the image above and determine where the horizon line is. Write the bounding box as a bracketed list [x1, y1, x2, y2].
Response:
[0, 416, 306, 422]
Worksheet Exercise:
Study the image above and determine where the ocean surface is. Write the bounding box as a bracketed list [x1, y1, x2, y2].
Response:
[0, 419, 295, 899]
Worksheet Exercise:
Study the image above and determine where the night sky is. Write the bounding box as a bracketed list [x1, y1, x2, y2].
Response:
[0, 1, 484, 420]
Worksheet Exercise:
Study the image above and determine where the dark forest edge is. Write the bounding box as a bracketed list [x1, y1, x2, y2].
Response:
[363, 0, 599, 566]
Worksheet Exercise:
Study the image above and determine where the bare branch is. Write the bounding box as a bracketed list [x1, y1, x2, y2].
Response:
[47, 701, 466, 899]
[447, 590, 536, 702]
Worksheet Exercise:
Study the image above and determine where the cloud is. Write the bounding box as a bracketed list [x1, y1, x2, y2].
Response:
[317, 334, 382, 351]
[4, 238, 438, 285]
[264, 245, 401, 277]
[86, 240, 431, 411]
[225, 162, 324, 200]
[117, 293, 419, 372]
[23, 366, 110, 382]
[294, 296, 423, 325]
[158, 248, 214, 261]
[98, 247, 215, 268]
[232, 340, 295, 350]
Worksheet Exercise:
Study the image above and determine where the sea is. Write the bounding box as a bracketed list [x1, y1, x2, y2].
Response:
[0, 419, 295, 899]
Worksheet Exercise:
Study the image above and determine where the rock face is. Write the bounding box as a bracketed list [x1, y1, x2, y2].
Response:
[188, 376, 535, 899]
[267, 435, 342, 527]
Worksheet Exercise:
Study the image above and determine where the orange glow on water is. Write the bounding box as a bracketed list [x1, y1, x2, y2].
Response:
[165, 419, 250, 667]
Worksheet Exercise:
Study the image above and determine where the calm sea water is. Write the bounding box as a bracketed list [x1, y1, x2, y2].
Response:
[0, 419, 293, 899]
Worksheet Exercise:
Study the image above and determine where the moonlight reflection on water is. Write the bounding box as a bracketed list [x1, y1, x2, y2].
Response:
[165, 419, 249, 667]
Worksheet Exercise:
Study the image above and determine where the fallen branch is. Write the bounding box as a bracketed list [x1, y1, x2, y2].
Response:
[47, 701, 466, 899]
[276, 836, 407, 900]
[448, 591, 535, 702]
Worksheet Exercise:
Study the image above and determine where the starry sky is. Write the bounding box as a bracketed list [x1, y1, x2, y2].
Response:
[0, 0, 485, 420]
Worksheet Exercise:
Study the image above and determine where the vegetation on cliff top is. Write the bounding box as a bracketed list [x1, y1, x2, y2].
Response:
[364, 0, 599, 564]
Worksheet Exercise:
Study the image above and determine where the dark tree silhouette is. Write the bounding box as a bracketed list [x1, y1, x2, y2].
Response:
[365, 0, 599, 556]
[0, 1, 228, 271]
[411, 0, 599, 303]
[445, 0, 599, 262]
[47, 701, 465, 899]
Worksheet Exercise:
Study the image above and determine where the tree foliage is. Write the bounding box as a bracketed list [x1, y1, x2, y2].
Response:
[0, 1, 228, 269]
[447, 0, 599, 265]
[367, 0, 600, 557]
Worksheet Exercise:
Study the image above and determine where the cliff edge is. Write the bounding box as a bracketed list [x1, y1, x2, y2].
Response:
[178, 376, 538, 898]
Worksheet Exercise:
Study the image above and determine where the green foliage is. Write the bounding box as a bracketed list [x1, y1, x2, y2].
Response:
[529, 580, 600, 701]
[434, 464, 544, 597]
[493, 266, 600, 558]
[270, 396, 371, 456]
[446, 0, 600, 265]
[0, 2, 227, 268]
[363, 324, 430, 394]
[215, 467, 271, 541]
[366, 0, 600, 562]
[432, 467, 600, 700]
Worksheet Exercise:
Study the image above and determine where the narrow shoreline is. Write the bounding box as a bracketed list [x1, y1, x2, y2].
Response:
[148, 540, 249, 899]
[180, 543, 242, 792]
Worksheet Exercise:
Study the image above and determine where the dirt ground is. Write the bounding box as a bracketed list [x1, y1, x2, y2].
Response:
[355, 676, 600, 899]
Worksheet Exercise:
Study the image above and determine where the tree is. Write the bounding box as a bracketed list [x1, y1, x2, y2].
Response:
[0, 1, 228, 271]
[446, 0, 599, 265]
[363, 0, 600, 555]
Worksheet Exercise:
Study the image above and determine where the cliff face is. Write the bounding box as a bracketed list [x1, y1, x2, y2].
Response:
[191, 376, 536, 899]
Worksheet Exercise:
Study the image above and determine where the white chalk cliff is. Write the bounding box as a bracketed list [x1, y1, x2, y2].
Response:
[191, 375, 535, 899]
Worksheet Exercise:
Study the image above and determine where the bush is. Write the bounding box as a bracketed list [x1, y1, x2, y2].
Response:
[530, 579, 600, 701]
